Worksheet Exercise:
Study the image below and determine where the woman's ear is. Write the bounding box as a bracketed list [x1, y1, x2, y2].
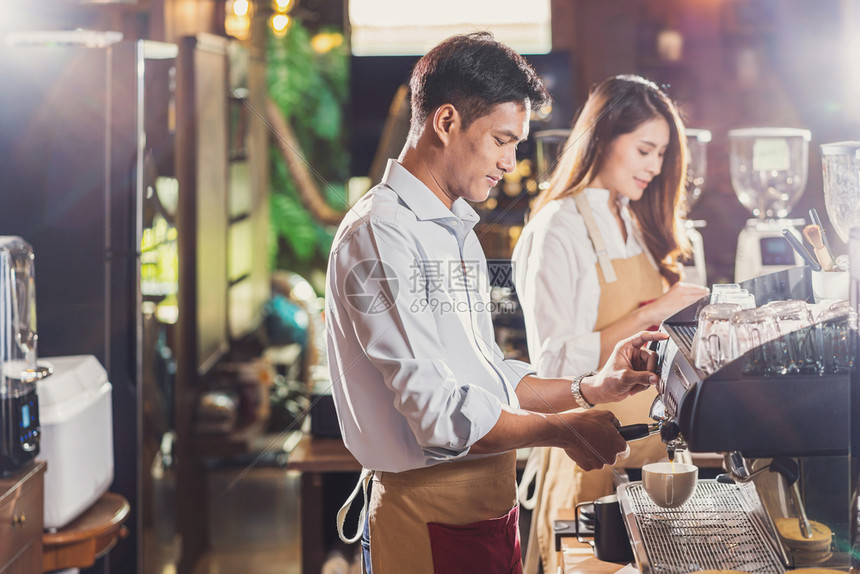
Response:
[432, 104, 459, 146]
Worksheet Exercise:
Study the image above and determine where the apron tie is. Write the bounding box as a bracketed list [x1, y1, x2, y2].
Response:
[337, 467, 373, 544]
[516, 448, 543, 510]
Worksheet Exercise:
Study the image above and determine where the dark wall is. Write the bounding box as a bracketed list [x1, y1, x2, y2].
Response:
[349, 52, 577, 180]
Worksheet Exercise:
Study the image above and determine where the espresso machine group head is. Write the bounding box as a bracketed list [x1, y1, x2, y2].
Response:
[640, 394, 685, 462]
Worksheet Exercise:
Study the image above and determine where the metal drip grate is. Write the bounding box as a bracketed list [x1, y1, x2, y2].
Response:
[618, 480, 786, 574]
[670, 323, 697, 355]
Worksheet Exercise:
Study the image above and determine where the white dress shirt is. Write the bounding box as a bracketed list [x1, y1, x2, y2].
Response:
[511, 189, 646, 378]
[326, 160, 535, 473]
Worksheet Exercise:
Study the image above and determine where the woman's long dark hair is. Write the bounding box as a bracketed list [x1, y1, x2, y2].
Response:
[530, 75, 690, 283]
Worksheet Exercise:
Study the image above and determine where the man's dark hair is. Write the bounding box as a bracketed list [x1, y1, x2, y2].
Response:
[408, 32, 551, 138]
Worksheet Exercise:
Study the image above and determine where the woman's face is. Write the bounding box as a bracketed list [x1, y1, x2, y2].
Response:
[589, 116, 670, 202]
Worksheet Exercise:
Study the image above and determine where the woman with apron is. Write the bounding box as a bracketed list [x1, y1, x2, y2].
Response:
[511, 75, 709, 573]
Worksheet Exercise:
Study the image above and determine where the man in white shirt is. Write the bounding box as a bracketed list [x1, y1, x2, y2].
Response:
[326, 32, 666, 573]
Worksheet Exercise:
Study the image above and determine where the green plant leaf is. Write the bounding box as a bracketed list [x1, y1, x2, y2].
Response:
[267, 18, 349, 271]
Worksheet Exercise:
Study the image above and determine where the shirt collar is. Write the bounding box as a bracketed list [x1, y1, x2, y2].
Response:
[382, 159, 480, 230]
[583, 187, 631, 208]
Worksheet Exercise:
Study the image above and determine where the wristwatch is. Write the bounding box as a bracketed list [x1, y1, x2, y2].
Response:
[570, 371, 597, 410]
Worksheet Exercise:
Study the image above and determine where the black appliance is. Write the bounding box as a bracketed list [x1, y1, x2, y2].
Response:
[0, 237, 43, 474]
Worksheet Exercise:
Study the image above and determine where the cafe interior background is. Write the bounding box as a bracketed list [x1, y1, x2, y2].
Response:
[3, 0, 860, 573]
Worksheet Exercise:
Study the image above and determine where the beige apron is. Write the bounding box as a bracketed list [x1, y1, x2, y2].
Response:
[523, 193, 667, 574]
[366, 451, 520, 573]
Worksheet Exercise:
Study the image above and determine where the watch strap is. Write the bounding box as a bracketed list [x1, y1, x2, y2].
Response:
[571, 371, 597, 410]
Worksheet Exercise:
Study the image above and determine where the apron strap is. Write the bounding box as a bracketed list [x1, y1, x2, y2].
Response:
[337, 467, 373, 544]
[516, 448, 543, 510]
[573, 193, 617, 283]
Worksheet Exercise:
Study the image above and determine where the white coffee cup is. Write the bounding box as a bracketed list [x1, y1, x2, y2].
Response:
[642, 462, 698, 508]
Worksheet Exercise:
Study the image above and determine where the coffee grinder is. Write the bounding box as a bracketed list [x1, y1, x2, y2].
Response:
[0, 236, 47, 474]
[731, 127, 811, 282]
[682, 128, 711, 286]
[821, 141, 860, 244]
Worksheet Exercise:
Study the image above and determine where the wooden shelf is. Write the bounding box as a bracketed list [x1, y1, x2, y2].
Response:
[42, 491, 130, 572]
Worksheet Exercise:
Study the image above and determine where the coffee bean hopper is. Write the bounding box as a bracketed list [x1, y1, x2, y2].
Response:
[0, 236, 49, 474]
[615, 265, 852, 573]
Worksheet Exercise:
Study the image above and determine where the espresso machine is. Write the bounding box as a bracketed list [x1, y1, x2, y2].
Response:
[614, 265, 853, 573]
[732, 128, 811, 283]
[0, 236, 47, 474]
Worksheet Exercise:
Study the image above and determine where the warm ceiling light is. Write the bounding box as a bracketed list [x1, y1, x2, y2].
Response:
[226, 0, 252, 40]
[349, 0, 550, 55]
[310, 32, 344, 54]
[273, 0, 293, 13]
[233, 0, 249, 17]
[271, 13, 291, 37]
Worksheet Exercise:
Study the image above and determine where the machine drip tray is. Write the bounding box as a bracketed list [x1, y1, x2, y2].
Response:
[617, 480, 786, 574]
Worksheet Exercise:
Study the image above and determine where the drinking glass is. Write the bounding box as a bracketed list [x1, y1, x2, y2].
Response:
[828, 299, 854, 314]
[694, 303, 742, 374]
[767, 299, 817, 374]
[730, 307, 781, 375]
[816, 305, 858, 374]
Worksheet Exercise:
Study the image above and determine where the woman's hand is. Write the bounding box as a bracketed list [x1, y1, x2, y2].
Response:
[644, 282, 709, 325]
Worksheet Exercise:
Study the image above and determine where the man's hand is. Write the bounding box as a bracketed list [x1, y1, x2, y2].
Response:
[582, 330, 668, 405]
[558, 410, 626, 471]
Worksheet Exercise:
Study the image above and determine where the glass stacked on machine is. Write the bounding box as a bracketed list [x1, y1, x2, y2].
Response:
[694, 285, 856, 376]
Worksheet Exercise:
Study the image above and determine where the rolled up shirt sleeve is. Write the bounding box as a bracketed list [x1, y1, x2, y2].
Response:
[331, 220, 504, 460]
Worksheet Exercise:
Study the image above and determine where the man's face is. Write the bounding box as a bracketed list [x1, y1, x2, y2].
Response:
[441, 101, 529, 205]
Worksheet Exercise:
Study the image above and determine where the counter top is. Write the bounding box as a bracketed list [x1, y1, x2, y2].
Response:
[565, 557, 630, 573]
[561, 539, 634, 573]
